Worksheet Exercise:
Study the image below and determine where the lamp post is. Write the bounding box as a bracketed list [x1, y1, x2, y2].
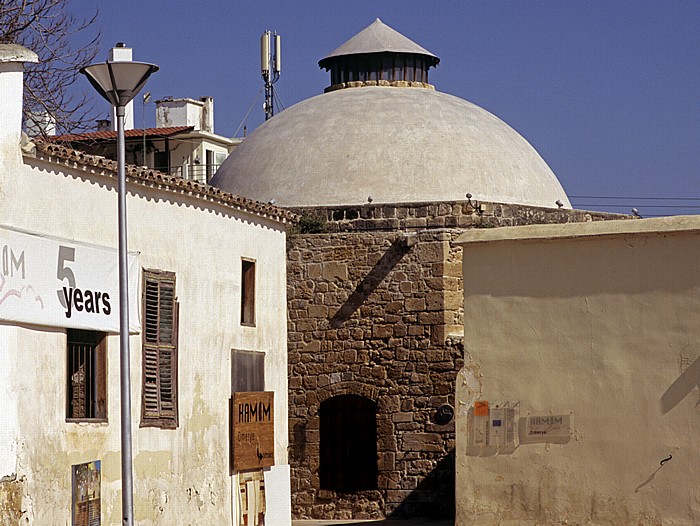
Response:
[80, 59, 158, 526]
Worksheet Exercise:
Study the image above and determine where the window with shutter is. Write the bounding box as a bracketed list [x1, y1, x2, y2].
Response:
[141, 269, 179, 429]
[241, 259, 256, 326]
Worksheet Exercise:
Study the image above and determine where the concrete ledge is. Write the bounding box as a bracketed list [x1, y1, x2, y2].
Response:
[455, 215, 700, 245]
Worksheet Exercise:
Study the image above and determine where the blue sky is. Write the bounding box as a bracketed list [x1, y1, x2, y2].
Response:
[71, 1, 700, 216]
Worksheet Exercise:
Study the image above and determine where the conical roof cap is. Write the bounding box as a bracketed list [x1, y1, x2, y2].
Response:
[319, 18, 439, 68]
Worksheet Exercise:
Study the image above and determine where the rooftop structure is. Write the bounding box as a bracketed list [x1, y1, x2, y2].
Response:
[212, 19, 570, 210]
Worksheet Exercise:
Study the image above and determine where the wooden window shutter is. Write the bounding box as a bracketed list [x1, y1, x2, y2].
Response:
[141, 270, 179, 428]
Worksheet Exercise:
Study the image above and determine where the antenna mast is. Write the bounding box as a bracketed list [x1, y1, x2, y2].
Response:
[261, 30, 281, 121]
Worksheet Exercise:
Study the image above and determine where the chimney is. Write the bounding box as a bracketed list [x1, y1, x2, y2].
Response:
[200, 96, 214, 133]
[96, 119, 111, 132]
[0, 44, 38, 164]
[108, 43, 135, 131]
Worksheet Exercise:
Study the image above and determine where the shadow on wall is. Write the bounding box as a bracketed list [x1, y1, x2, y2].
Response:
[389, 451, 455, 519]
[660, 354, 700, 414]
[330, 237, 411, 328]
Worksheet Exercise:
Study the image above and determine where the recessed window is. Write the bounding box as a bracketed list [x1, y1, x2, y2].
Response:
[241, 259, 256, 326]
[141, 269, 179, 429]
[67, 329, 107, 421]
[231, 350, 265, 392]
[320, 394, 378, 492]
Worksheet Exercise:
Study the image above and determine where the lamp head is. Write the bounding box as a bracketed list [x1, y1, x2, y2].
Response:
[81, 61, 159, 108]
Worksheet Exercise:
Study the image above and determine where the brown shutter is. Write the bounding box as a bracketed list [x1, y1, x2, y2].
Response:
[141, 270, 178, 428]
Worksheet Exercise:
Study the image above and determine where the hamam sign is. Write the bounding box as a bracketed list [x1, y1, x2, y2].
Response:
[0, 225, 140, 333]
[232, 391, 275, 472]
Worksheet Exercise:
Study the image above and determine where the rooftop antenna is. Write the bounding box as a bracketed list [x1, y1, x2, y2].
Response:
[261, 30, 281, 121]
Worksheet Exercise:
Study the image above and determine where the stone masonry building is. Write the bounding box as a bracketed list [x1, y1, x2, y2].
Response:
[212, 19, 629, 520]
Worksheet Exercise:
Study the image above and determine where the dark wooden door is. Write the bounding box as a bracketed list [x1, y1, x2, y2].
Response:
[320, 394, 377, 491]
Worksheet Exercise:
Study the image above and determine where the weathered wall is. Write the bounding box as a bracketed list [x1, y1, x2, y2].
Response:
[287, 202, 630, 520]
[456, 218, 700, 525]
[288, 228, 464, 519]
[0, 147, 290, 524]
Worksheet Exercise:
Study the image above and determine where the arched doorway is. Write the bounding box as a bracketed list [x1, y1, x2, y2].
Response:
[320, 394, 377, 492]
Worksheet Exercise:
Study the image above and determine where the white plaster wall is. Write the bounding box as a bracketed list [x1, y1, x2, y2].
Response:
[0, 325, 19, 478]
[0, 62, 24, 169]
[0, 152, 290, 525]
[456, 227, 700, 525]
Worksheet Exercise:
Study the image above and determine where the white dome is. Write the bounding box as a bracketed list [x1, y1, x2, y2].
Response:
[212, 86, 570, 209]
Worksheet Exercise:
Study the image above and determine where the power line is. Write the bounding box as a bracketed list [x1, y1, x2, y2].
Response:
[570, 195, 700, 201]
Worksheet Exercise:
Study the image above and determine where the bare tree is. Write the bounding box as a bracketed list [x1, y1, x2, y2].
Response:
[0, 0, 101, 135]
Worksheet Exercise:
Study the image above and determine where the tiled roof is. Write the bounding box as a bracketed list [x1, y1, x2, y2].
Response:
[30, 141, 298, 224]
[51, 126, 194, 142]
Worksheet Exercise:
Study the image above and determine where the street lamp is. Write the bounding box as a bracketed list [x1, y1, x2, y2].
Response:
[80, 58, 158, 526]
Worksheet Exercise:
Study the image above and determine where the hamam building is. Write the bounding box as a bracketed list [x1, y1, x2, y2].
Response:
[212, 19, 628, 520]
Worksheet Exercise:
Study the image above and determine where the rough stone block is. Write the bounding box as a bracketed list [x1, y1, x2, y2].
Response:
[392, 412, 413, 423]
[402, 433, 444, 452]
[322, 262, 348, 280]
[405, 298, 425, 311]
[307, 304, 328, 318]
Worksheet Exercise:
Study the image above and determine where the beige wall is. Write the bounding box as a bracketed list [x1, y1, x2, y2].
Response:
[456, 218, 700, 525]
[0, 150, 290, 525]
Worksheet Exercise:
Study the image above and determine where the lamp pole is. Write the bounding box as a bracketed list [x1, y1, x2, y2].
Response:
[81, 58, 158, 526]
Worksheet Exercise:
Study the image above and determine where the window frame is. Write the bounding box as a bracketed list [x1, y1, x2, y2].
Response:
[241, 258, 256, 327]
[140, 268, 179, 429]
[66, 329, 107, 423]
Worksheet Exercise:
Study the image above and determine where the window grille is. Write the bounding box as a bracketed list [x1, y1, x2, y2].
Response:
[67, 329, 106, 421]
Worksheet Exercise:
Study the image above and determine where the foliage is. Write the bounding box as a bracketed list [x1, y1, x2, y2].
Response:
[0, 0, 101, 135]
[296, 212, 328, 234]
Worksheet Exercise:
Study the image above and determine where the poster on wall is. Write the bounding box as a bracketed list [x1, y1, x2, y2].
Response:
[72, 460, 101, 526]
[0, 225, 140, 332]
[237, 470, 266, 526]
[231, 391, 275, 472]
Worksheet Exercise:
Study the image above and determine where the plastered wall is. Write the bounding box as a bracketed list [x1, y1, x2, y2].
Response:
[0, 150, 290, 525]
[456, 221, 700, 525]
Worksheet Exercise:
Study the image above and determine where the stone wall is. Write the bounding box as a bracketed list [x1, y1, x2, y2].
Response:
[286, 200, 631, 520]
[289, 200, 626, 234]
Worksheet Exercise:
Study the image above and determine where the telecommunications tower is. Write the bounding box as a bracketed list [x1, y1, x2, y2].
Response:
[261, 30, 281, 121]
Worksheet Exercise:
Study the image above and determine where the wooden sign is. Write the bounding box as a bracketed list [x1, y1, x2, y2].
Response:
[232, 391, 275, 472]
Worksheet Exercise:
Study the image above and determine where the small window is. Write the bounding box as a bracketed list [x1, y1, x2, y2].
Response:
[67, 329, 107, 421]
[231, 350, 265, 392]
[206, 149, 215, 181]
[241, 259, 256, 326]
[141, 269, 179, 429]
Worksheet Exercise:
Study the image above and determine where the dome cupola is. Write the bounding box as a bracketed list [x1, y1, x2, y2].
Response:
[318, 18, 440, 92]
[211, 20, 571, 210]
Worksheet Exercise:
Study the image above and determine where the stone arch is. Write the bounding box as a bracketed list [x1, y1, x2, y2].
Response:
[317, 381, 379, 405]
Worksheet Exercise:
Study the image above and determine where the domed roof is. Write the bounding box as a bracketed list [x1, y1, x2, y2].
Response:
[212, 87, 570, 208]
[212, 20, 570, 209]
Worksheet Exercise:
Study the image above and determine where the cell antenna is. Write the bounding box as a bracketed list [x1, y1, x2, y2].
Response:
[261, 30, 281, 121]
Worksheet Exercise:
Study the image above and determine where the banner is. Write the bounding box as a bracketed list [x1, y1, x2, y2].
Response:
[0, 226, 141, 333]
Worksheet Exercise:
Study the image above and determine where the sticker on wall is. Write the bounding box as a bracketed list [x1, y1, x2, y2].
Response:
[72, 460, 101, 526]
[466, 400, 519, 456]
[519, 414, 572, 444]
[237, 470, 266, 526]
[474, 400, 489, 416]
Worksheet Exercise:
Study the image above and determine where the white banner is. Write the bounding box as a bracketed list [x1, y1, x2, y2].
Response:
[0, 226, 141, 333]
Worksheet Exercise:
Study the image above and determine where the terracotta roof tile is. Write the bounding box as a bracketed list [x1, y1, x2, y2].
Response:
[51, 126, 194, 142]
[30, 140, 298, 224]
